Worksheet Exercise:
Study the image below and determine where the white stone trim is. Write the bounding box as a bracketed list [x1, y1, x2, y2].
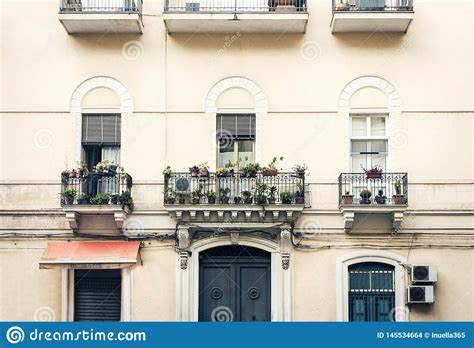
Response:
[70, 76, 134, 113]
[176, 234, 292, 322]
[338, 76, 401, 113]
[205, 76, 269, 113]
[336, 250, 409, 322]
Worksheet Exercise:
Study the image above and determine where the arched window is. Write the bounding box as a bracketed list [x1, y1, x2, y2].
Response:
[348, 262, 395, 322]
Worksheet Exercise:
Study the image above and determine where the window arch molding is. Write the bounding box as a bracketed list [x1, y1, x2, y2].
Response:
[336, 250, 409, 322]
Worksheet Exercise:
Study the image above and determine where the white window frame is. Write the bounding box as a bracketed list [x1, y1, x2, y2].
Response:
[350, 113, 390, 173]
[61, 268, 132, 322]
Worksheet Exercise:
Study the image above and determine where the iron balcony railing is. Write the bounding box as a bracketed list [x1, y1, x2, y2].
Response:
[60, 173, 132, 205]
[338, 172, 408, 206]
[164, 0, 307, 12]
[164, 172, 306, 205]
[60, 0, 143, 14]
[333, 0, 413, 12]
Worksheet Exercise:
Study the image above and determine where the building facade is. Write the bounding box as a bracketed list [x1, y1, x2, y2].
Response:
[0, 0, 473, 322]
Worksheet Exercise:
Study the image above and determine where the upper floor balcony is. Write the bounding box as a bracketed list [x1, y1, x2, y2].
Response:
[164, 170, 307, 223]
[338, 172, 408, 232]
[163, 0, 309, 34]
[331, 0, 414, 33]
[59, 0, 144, 34]
[60, 170, 133, 231]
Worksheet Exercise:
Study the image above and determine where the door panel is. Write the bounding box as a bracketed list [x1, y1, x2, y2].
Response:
[199, 246, 271, 322]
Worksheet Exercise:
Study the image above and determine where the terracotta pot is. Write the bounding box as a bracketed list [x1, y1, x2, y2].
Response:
[342, 195, 353, 205]
[392, 195, 405, 205]
[262, 168, 278, 177]
[276, 0, 296, 5]
[366, 172, 383, 179]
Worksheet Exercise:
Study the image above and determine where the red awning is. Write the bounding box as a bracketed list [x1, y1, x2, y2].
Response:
[39, 241, 141, 269]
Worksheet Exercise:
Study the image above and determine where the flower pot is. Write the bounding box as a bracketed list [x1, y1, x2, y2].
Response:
[262, 168, 278, 177]
[200, 169, 209, 177]
[360, 197, 372, 204]
[192, 198, 200, 204]
[220, 197, 230, 204]
[295, 197, 305, 204]
[191, 172, 199, 177]
[268, 198, 276, 204]
[244, 198, 253, 204]
[256, 195, 268, 205]
[366, 172, 383, 179]
[234, 197, 242, 204]
[179, 197, 186, 204]
[208, 197, 216, 204]
[108, 165, 117, 176]
[342, 195, 353, 205]
[392, 195, 405, 205]
[64, 197, 74, 205]
[375, 197, 387, 204]
[165, 198, 175, 204]
[276, 0, 296, 5]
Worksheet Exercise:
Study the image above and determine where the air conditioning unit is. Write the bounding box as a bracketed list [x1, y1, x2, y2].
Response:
[411, 265, 437, 283]
[407, 286, 435, 304]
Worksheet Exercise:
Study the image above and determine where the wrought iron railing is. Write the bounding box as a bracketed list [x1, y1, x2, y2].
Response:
[60, 0, 143, 14]
[164, 0, 307, 12]
[338, 173, 408, 206]
[60, 173, 132, 205]
[333, 0, 413, 12]
[164, 172, 305, 205]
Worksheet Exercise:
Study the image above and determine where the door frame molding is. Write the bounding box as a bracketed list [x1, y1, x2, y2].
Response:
[176, 233, 292, 322]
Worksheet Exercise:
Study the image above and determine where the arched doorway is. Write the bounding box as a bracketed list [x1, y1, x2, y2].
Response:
[198, 245, 271, 322]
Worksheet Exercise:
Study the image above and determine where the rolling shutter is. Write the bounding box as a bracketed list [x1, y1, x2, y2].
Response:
[217, 114, 256, 140]
[82, 114, 121, 145]
[74, 269, 121, 322]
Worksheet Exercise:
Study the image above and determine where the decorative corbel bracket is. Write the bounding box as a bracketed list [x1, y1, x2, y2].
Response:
[280, 225, 292, 270]
[177, 225, 191, 270]
[66, 212, 79, 231]
[343, 212, 355, 233]
[392, 212, 404, 231]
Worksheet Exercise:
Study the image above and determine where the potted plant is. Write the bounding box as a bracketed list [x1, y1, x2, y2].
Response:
[341, 191, 354, 205]
[292, 164, 308, 178]
[69, 169, 78, 178]
[207, 191, 216, 204]
[374, 189, 387, 204]
[61, 170, 71, 180]
[392, 180, 405, 204]
[280, 191, 295, 204]
[359, 189, 372, 204]
[77, 161, 89, 177]
[178, 192, 186, 204]
[90, 193, 109, 205]
[242, 162, 261, 178]
[61, 189, 77, 205]
[255, 182, 268, 205]
[164, 188, 176, 204]
[242, 191, 253, 204]
[76, 193, 89, 205]
[110, 194, 120, 205]
[268, 186, 278, 204]
[336, 1, 350, 11]
[162, 166, 172, 177]
[118, 191, 134, 210]
[234, 196, 242, 204]
[199, 162, 210, 177]
[189, 165, 200, 177]
[190, 188, 202, 204]
[295, 182, 305, 204]
[219, 187, 231, 204]
[216, 167, 230, 177]
[365, 165, 383, 179]
[262, 156, 283, 177]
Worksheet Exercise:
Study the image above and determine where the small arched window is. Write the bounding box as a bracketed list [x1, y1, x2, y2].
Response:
[348, 262, 395, 322]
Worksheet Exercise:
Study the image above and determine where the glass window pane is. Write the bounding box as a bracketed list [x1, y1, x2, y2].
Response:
[351, 155, 367, 173]
[352, 117, 367, 136]
[102, 146, 120, 165]
[371, 140, 387, 153]
[371, 272, 394, 291]
[371, 155, 386, 171]
[351, 140, 368, 153]
[219, 140, 235, 168]
[238, 140, 254, 166]
[349, 272, 370, 291]
[371, 117, 386, 136]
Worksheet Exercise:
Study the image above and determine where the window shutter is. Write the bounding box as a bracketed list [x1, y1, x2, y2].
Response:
[82, 114, 121, 145]
[217, 114, 255, 140]
[74, 270, 121, 322]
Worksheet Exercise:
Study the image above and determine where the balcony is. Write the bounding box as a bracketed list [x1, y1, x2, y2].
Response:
[331, 0, 414, 33]
[59, 0, 144, 34]
[164, 172, 306, 223]
[338, 172, 408, 232]
[163, 0, 309, 34]
[60, 172, 133, 231]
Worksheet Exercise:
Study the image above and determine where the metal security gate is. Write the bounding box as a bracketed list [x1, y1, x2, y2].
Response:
[74, 269, 122, 322]
[199, 246, 271, 322]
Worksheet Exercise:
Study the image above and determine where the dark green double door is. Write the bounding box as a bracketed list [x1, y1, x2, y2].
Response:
[199, 246, 271, 322]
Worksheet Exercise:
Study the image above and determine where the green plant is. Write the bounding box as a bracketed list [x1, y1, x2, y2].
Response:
[110, 194, 120, 204]
[61, 189, 77, 204]
[242, 162, 261, 177]
[118, 191, 134, 210]
[164, 188, 176, 204]
[394, 180, 402, 195]
[360, 189, 372, 198]
[77, 160, 89, 177]
[374, 189, 387, 204]
[242, 191, 253, 204]
[269, 186, 278, 199]
[262, 156, 283, 176]
[280, 191, 295, 204]
[90, 193, 109, 205]
[207, 191, 216, 199]
[162, 166, 172, 176]
[219, 187, 231, 204]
